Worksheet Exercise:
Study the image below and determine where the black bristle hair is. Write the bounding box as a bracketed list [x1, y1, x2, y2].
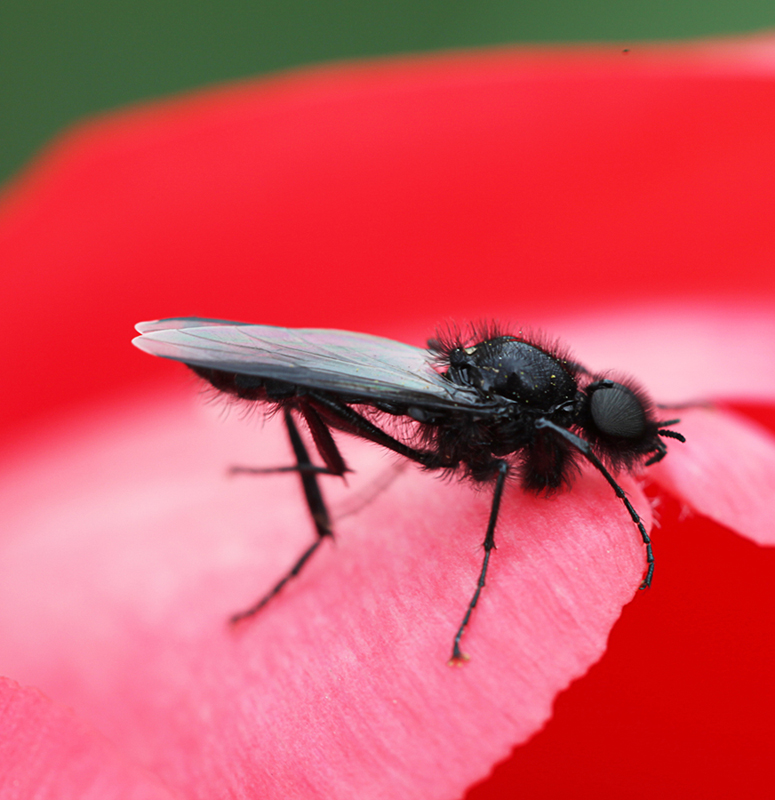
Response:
[428, 320, 580, 378]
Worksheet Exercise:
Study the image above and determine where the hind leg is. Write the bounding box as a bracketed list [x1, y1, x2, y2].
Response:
[230, 406, 346, 623]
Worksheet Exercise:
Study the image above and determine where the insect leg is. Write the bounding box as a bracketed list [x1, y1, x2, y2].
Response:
[230, 400, 350, 479]
[449, 459, 509, 665]
[305, 392, 441, 467]
[535, 418, 654, 588]
[230, 406, 343, 624]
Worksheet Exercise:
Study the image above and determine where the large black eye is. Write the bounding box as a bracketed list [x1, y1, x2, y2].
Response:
[589, 382, 646, 439]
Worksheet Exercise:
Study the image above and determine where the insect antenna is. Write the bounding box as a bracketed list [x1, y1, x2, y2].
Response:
[658, 428, 686, 441]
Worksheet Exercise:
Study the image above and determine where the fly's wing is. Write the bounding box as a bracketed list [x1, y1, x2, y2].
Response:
[133, 318, 491, 411]
[134, 317, 244, 333]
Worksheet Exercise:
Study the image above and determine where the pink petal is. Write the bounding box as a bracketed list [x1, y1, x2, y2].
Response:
[0, 677, 173, 800]
[0, 396, 651, 799]
[651, 407, 775, 546]
[547, 302, 775, 403]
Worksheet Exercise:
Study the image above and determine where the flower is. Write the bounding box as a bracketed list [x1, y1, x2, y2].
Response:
[2, 36, 775, 799]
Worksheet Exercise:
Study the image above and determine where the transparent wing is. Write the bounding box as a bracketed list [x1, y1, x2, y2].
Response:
[133, 317, 490, 410]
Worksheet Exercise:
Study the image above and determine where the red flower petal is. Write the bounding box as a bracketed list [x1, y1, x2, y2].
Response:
[0, 677, 173, 799]
[553, 303, 775, 402]
[0, 397, 650, 798]
[2, 34, 775, 800]
[652, 407, 775, 545]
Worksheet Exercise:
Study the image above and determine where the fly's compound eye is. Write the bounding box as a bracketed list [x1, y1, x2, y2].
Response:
[588, 381, 647, 440]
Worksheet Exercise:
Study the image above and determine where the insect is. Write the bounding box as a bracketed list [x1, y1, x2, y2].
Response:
[132, 317, 685, 662]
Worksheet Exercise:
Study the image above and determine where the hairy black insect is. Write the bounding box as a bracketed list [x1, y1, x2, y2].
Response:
[132, 318, 685, 663]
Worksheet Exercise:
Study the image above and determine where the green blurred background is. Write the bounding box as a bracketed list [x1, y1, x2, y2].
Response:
[2, 0, 775, 186]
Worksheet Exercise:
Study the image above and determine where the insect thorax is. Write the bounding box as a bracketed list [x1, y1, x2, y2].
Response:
[445, 337, 578, 409]
[424, 337, 583, 485]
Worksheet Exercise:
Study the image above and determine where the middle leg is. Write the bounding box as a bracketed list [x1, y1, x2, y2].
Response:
[449, 459, 509, 664]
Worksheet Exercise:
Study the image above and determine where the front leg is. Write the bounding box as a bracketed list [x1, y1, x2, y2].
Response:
[535, 418, 655, 589]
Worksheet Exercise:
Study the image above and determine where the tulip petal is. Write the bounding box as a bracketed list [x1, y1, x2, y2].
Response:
[3, 36, 775, 800]
[0, 677, 174, 800]
[552, 303, 775, 403]
[650, 407, 775, 546]
[0, 397, 651, 799]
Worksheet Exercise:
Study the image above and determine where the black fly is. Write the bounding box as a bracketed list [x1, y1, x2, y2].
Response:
[132, 318, 685, 663]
